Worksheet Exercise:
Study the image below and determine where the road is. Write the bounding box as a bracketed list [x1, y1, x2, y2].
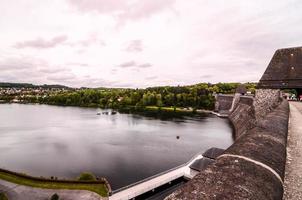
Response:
[283, 101, 302, 200]
[0, 179, 106, 200]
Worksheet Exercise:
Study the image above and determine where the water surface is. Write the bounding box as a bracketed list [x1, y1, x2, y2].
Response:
[0, 103, 233, 189]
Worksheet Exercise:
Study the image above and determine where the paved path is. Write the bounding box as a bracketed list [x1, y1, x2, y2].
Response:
[283, 102, 302, 200]
[0, 179, 106, 200]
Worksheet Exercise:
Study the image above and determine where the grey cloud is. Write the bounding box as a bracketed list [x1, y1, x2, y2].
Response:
[118, 61, 136, 68]
[66, 62, 89, 67]
[67, 33, 106, 47]
[125, 40, 143, 52]
[14, 35, 68, 49]
[0, 56, 41, 72]
[146, 76, 157, 80]
[117, 61, 152, 69]
[137, 63, 152, 68]
[111, 69, 118, 74]
[47, 73, 76, 81]
[200, 75, 213, 79]
[38, 68, 71, 74]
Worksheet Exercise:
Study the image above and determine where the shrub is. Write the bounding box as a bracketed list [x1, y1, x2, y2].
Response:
[50, 193, 59, 200]
[0, 193, 8, 200]
[77, 172, 96, 181]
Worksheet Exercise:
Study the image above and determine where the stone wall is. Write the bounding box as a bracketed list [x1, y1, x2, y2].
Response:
[214, 94, 234, 112]
[165, 91, 289, 200]
[254, 89, 281, 120]
[229, 89, 281, 138]
[229, 96, 255, 138]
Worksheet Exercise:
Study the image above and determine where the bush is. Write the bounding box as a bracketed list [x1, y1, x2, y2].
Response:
[0, 193, 8, 200]
[77, 172, 96, 181]
[50, 193, 59, 200]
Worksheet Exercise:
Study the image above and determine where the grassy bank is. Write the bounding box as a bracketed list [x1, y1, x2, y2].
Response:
[0, 171, 108, 197]
[118, 105, 212, 116]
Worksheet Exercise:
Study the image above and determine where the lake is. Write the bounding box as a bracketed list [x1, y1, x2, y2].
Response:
[0, 103, 234, 190]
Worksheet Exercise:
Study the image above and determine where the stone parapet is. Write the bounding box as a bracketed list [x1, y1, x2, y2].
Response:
[165, 97, 289, 200]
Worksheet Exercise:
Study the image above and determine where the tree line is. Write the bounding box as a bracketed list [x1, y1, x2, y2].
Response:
[19, 82, 256, 110]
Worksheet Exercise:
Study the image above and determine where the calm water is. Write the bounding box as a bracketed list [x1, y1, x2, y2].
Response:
[0, 103, 234, 189]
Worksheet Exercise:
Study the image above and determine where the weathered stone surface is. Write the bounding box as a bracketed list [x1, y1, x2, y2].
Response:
[254, 89, 281, 120]
[225, 127, 287, 178]
[165, 156, 283, 200]
[229, 96, 255, 137]
[165, 99, 289, 200]
[257, 100, 289, 136]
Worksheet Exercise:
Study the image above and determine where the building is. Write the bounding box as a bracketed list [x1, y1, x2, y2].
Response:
[258, 46, 302, 97]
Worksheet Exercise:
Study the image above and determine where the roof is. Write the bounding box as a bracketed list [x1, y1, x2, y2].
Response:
[258, 46, 302, 89]
[202, 147, 225, 159]
[235, 84, 247, 94]
[189, 157, 214, 172]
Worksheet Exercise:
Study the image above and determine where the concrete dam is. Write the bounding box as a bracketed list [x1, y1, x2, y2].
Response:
[165, 46, 302, 200]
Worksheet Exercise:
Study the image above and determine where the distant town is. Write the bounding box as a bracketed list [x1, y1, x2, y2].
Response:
[0, 83, 73, 103]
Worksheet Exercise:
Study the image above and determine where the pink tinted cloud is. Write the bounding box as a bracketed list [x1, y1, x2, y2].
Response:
[66, 33, 106, 47]
[77, 33, 105, 47]
[119, 0, 176, 21]
[68, 0, 127, 13]
[68, 0, 176, 21]
[125, 40, 143, 52]
[14, 35, 68, 49]
[137, 63, 152, 68]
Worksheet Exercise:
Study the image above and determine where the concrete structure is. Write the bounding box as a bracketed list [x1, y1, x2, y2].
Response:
[109, 154, 204, 200]
[283, 102, 302, 199]
[165, 47, 296, 200]
[109, 147, 224, 200]
[165, 99, 289, 200]
[214, 94, 234, 114]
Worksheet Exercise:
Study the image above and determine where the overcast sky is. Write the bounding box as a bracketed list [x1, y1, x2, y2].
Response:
[0, 0, 302, 88]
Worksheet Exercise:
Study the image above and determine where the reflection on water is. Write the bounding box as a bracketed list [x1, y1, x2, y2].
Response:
[0, 103, 233, 189]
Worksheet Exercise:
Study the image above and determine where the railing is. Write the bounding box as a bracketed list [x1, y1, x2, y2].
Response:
[111, 151, 203, 195]
[112, 173, 184, 200]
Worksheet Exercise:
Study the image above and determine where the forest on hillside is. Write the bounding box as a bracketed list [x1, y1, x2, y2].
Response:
[17, 82, 256, 110]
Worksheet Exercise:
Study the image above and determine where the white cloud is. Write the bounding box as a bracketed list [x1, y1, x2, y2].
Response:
[0, 0, 302, 88]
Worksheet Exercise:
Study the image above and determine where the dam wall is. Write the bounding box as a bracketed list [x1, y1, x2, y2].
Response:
[214, 94, 234, 112]
[165, 89, 289, 200]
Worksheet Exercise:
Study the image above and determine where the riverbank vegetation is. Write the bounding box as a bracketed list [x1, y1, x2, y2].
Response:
[0, 193, 8, 200]
[0, 171, 108, 197]
[4, 82, 256, 110]
[78, 172, 97, 181]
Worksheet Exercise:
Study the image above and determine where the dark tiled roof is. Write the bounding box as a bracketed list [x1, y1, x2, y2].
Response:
[258, 46, 302, 88]
[189, 157, 214, 172]
[202, 147, 225, 159]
